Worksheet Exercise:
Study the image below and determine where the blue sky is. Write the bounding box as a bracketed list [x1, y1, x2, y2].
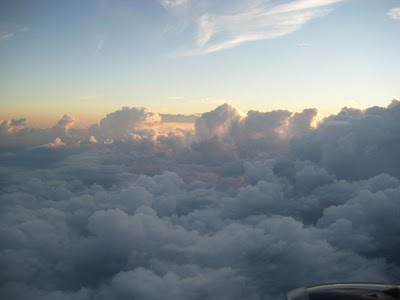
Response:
[0, 0, 399, 127]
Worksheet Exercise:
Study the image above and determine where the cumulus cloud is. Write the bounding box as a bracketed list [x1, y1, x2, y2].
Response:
[0, 115, 79, 147]
[88, 107, 161, 139]
[88, 136, 98, 143]
[0, 100, 399, 299]
[42, 137, 66, 148]
[0, 32, 15, 41]
[160, 0, 189, 8]
[290, 99, 400, 180]
[0, 118, 27, 134]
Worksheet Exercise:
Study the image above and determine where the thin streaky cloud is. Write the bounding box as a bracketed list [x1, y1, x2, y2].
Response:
[96, 39, 104, 53]
[163, 0, 346, 56]
[20, 27, 30, 32]
[160, 0, 188, 8]
[0, 33, 15, 41]
[387, 7, 400, 20]
[266, 0, 345, 15]
[79, 95, 103, 101]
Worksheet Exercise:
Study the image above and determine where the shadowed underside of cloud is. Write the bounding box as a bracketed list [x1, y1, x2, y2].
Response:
[161, 0, 346, 55]
[0, 100, 399, 299]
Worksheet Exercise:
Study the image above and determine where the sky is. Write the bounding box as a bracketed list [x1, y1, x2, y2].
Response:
[0, 0, 399, 127]
[1, 2, 400, 299]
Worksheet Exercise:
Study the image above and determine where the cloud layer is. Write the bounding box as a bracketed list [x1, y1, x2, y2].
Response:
[0, 100, 399, 299]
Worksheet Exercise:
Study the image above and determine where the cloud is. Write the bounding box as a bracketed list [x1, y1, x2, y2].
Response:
[297, 42, 311, 48]
[88, 106, 161, 139]
[290, 99, 400, 180]
[42, 137, 66, 148]
[78, 95, 103, 101]
[96, 38, 104, 53]
[0, 26, 30, 44]
[162, 0, 345, 55]
[0, 118, 27, 134]
[89, 136, 98, 143]
[54, 115, 76, 131]
[387, 7, 400, 20]
[160, 0, 189, 8]
[0, 33, 15, 41]
[0, 100, 399, 299]
[20, 27, 30, 32]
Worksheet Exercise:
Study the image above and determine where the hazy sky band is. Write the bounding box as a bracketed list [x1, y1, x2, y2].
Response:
[0, 0, 399, 127]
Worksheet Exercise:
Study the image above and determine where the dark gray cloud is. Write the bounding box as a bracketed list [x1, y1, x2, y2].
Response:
[0, 100, 399, 299]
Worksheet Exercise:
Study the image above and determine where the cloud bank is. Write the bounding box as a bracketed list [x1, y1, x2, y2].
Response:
[0, 100, 399, 299]
[161, 0, 345, 55]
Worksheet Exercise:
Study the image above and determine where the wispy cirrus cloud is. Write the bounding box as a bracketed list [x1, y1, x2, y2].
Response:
[20, 26, 30, 32]
[95, 34, 106, 54]
[162, 0, 345, 56]
[387, 7, 400, 20]
[0, 32, 15, 41]
[160, 0, 189, 8]
[0, 26, 30, 43]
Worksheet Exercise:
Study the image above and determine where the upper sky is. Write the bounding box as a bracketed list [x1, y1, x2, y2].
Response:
[0, 0, 399, 127]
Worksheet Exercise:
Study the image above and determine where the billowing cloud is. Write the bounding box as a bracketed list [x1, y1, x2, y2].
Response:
[0, 32, 15, 41]
[290, 99, 400, 180]
[162, 0, 345, 55]
[160, 0, 189, 8]
[0, 100, 399, 299]
[42, 137, 66, 148]
[54, 115, 76, 131]
[89, 107, 161, 139]
[0, 118, 27, 134]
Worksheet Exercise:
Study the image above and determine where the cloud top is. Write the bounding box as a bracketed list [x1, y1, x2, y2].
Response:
[0, 100, 399, 299]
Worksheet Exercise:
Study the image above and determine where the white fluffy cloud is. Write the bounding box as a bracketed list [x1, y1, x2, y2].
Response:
[0, 100, 399, 299]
